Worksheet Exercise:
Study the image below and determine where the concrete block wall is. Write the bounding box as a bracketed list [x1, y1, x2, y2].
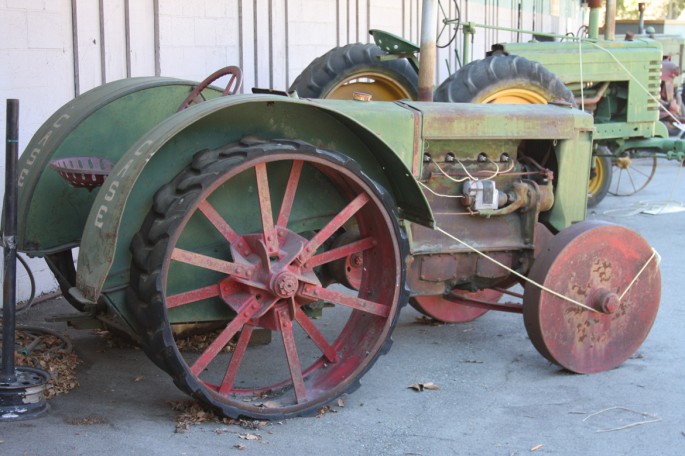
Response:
[0, 0, 582, 303]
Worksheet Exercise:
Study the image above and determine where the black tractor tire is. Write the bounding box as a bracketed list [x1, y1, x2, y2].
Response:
[587, 147, 613, 208]
[289, 43, 419, 100]
[434, 54, 575, 105]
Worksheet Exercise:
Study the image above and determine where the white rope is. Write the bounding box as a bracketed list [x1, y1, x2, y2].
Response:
[433, 226, 598, 312]
[418, 180, 465, 198]
[618, 249, 660, 300]
[433, 225, 660, 313]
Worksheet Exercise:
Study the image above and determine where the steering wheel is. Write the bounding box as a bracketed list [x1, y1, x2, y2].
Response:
[437, 0, 460, 49]
[177, 65, 243, 111]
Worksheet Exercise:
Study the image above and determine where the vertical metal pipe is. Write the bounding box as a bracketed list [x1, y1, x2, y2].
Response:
[638, 3, 645, 34]
[71, 0, 80, 96]
[99, 0, 106, 83]
[418, 0, 437, 101]
[1, 100, 19, 384]
[285, 0, 290, 88]
[604, 0, 616, 41]
[238, 0, 244, 90]
[153, 0, 160, 76]
[587, 0, 602, 40]
[253, 0, 259, 86]
[124, 0, 131, 78]
[268, 0, 273, 88]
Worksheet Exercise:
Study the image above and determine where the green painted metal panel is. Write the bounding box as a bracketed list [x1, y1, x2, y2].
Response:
[16, 77, 221, 255]
[410, 102, 592, 140]
[504, 39, 663, 127]
[542, 130, 594, 231]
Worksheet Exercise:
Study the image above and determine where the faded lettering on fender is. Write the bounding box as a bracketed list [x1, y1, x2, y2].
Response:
[92, 139, 154, 230]
[18, 113, 70, 187]
[94, 205, 108, 228]
[104, 181, 119, 202]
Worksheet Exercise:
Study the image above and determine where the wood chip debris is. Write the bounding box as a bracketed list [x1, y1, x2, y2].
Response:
[4, 329, 81, 399]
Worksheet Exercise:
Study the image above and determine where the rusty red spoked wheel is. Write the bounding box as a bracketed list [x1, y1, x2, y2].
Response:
[609, 151, 657, 197]
[410, 288, 502, 323]
[128, 139, 407, 419]
[177, 65, 243, 111]
[523, 221, 661, 373]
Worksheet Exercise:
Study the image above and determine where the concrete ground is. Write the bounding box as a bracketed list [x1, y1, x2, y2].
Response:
[1, 159, 683, 456]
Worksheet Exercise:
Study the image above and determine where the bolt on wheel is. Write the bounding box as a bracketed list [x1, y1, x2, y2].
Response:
[128, 139, 407, 419]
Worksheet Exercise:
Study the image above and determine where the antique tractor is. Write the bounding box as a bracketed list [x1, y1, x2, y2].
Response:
[15, 1, 660, 420]
[291, 0, 685, 206]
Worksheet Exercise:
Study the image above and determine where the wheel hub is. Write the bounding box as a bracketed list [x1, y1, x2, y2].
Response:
[271, 271, 299, 298]
[586, 288, 620, 314]
[616, 155, 632, 169]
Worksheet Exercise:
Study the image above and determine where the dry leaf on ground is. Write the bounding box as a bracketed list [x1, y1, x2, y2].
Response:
[408, 382, 440, 392]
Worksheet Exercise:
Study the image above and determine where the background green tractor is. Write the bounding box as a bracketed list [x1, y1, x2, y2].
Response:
[14, 0, 661, 420]
[291, 0, 685, 207]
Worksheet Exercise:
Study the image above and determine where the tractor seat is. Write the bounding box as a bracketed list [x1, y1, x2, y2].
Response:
[370, 29, 420, 54]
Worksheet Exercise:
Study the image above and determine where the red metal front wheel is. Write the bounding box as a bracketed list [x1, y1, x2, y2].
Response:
[128, 139, 407, 419]
[523, 221, 661, 373]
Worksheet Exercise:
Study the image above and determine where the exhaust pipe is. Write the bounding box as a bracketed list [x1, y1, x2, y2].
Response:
[605, 0, 616, 41]
[418, 0, 437, 101]
[587, 0, 616, 41]
[587, 0, 602, 40]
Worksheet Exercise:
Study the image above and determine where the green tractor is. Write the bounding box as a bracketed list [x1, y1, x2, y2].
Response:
[15, 0, 660, 420]
[291, 0, 685, 206]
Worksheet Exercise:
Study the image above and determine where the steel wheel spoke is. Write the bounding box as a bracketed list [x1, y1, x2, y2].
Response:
[613, 170, 624, 194]
[255, 162, 279, 254]
[295, 310, 338, 363]
[276, 308, 307, 403]
[198, 200, 240, 244]
[198, 201, 253, 258]
[301, 284, 390, 317]
[298, 193, 370, 264]
[276, 160, 303, 229]
[305, 236, 375, 269]
[167, 284, 221, 309]
[191, 297, 262, 376]
[630, 166, 652, 179]
[626, 170, 640, 193]
[218, 324, 254, 395]
[171, 248, 253, 279]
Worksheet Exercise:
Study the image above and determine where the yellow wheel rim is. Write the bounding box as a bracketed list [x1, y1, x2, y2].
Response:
[325, 71, 413, 101]
[588, 155, 605, 195]
[482, 88, 548, 104]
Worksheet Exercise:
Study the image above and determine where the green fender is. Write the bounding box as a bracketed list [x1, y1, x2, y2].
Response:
[16, 77, 222, 255]
[74, 94, 433, 314]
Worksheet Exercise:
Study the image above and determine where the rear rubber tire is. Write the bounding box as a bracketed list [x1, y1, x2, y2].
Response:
[290, 43, 418, 100]
[434, 54, 575, 105]
[127, 138, 409, 420]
